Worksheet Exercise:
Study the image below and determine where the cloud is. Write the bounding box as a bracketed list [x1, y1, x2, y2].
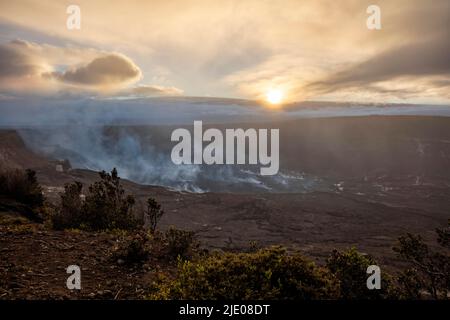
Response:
[221, 0, 450, 103]
[0, 0, 449, 103]
[130, 84, 183, 96]
[306, 37, 450, 95]
[0, 40, 161, 94]
[50, 53, 141, 88]
[0, 40, 42, 78]
[0, 40, 56, 93]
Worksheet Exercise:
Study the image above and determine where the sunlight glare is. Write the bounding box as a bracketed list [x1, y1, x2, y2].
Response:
[266, 89, 283, 104]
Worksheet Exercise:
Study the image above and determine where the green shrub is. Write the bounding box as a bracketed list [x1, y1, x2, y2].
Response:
[146, 197, 164, 234]
[83, 168, 140, 231]
[51, 181, 83, 230]
[0, 169, 44, 208]
[51, 168, 141, 231]
[393, 223, 450, 299]
[396, 268, 424, 299]
[164, 226, 196, 259]
[111, 232, 150, 265]
[150, 246, 339, 299]
[326, 247, 393, 299]
[437, 219, 450, 249]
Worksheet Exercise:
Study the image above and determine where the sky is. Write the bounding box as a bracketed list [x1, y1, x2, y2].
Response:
[0, 0, 449, 105]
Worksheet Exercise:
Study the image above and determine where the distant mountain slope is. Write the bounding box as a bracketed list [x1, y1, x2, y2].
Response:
[0, 130, 50, 170]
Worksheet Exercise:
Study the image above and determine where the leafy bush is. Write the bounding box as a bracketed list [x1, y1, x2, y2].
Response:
[150, 246, 339, 299]
[0, 169, 44, 208]
[437, 219, 450, 249]
[393, 222, 450, 299]
[83, 168, 140, 230]
[164, 226, 196, 259]
[51, 181, 83, 230]
[396, 268, 424, 299]
[111, 232, 150, 265]
[146, 197, 164, 234]
[326, 247, 394, 299]
[51, 168, 141, 231]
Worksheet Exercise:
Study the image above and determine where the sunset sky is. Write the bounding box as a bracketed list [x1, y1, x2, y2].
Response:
[0, 0, 449, 104]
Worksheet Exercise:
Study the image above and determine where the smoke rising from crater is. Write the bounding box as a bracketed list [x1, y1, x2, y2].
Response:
[3, 97, 450, 192]
[18, 124, 322, 193]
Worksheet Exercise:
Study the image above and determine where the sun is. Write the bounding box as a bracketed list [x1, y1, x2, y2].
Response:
[266, 89, 283, 105]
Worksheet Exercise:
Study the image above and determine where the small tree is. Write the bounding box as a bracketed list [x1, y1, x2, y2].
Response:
[52, 168, 141, 231]
[51, 181, 83, 230]
[146, 197, 164, 233]
[393, 222, 450, 299]
[437, 219, 450, 249]
[0, 169, 44, 208]
[326, 247, 393, 299]
[83, 168, 140, 231]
